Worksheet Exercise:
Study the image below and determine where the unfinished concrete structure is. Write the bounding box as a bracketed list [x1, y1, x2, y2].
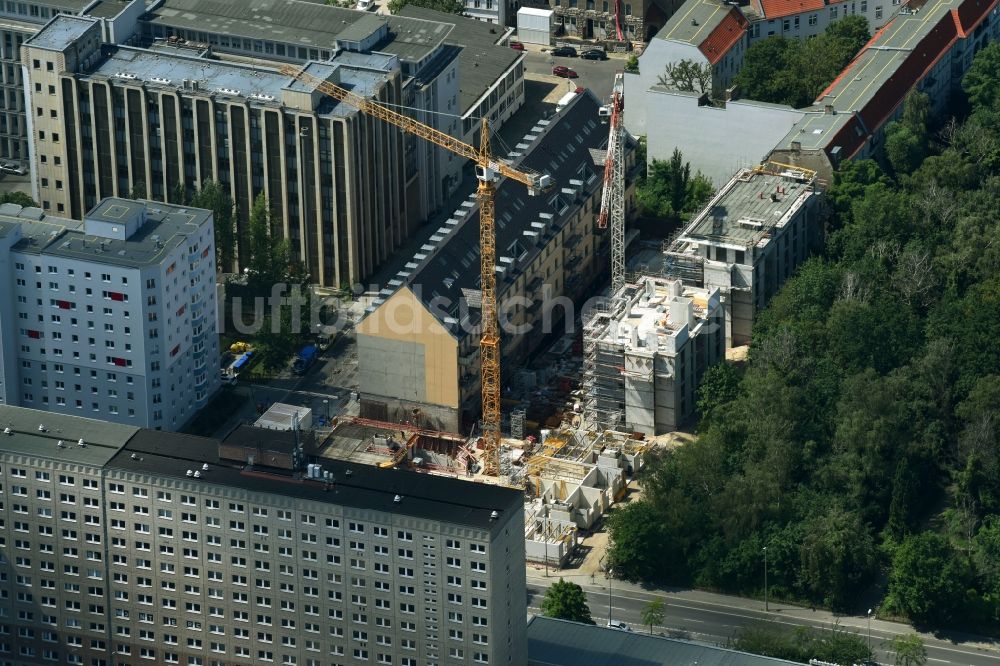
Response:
[521, 428, 650, 566]
[662, 162, 820, 347]
[583, 275, 724, 435]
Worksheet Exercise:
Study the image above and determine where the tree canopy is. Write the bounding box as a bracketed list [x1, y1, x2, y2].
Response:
[734, 16, 870, 107]
[0, 191, 38, 207]
[388, 0, 462, 13]
[606, 43, 1000, 632]
[636, 148, 714, 223]
[540, 579, 595, 624]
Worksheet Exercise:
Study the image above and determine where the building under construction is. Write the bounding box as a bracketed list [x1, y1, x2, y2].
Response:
[661, 162, 821, 346]
[583, 275, 724, 435]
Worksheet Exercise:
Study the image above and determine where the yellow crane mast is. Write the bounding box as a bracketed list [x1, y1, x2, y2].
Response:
[279, 64, 553, 477]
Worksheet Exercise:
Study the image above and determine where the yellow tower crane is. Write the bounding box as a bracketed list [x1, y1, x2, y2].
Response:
[279, 64, 553, 477]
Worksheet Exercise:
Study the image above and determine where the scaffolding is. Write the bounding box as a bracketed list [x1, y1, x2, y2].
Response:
[510, 409, 526, 440]
[582, 288, 639, 430]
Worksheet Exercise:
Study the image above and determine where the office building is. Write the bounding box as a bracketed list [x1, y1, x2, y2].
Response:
[768, 0, 1000, 182]
[662, 162, 820, 347]
[525, 0, 684, 42]
[0, 403, 527, 666]
[583, 276, 724, 435]
[0, 197, 219, 430]
[355, 90, 638, 432]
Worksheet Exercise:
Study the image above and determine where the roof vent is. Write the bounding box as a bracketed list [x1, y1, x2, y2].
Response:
[202, 463, 209, 471]
[691, 18, 699, 25]
[345, 469, 353, 477]
[38, 424, 47, 432]
[186, 469, 194, 477]
[490, 510, 499, 521]
[57, 440, 64, 447]
[394, 494, 402, 503]
[193, 471, 201, 478]
[150, 76, 171, 84]
[2, 427, 11, 435]
[131, 453, 138, 460]
[77, 438, 85, 447]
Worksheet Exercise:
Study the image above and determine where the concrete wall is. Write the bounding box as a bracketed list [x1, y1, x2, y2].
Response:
[640, 88, 805, 185]
[356, 285, 461, 409]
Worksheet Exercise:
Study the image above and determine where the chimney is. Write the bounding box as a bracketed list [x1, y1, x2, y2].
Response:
[824, 104, 835, 115]
[790, 140, 801, 152]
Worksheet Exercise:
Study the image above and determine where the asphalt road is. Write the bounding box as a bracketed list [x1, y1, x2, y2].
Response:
[521, 48, 624, 102]
[526, 573, 1000, 666]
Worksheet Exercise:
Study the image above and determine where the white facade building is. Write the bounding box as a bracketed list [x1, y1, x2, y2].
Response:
[0, 197, 219, 430]
[744, 0, 902, 41]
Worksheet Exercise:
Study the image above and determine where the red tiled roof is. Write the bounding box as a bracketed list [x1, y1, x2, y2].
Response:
[698, 9, 749, 65]
[758, 0, 825, 20]
[823, 0, 997, 160]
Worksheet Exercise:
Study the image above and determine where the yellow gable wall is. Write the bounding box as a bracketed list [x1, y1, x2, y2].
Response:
[356, 287, 460, 409]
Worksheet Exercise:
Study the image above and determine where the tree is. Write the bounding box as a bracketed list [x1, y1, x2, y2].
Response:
[887, 533, 974, 626]
[605, 501, 671, 582]
[640, 598, 665, 634]
[191, 180, 237, 272]
[245, 192, 293, 294]
[636, 149, 714, 222]
[658, 59, 712, 94]
[962, 41, 1000, 111]
[0, 191, 38, 207]
[388, 0, 462, 13]
[540, 579, 595, 624]
[625, 54, 639, 73]
[888, 634, 928, 666]
[697, 362, 744, 424]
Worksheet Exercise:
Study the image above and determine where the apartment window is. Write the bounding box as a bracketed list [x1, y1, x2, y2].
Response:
[875, 5, 882, 17]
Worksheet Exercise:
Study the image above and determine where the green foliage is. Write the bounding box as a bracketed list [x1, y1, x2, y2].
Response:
[190, 180, 237, 272]
[732, 623, 872, 664]
[539, 579, 595, 624]
[636, 148, 714, 222]
[886, 532, 975, 626]
[625, 54, 639, 73]
[640, 599, 665, 634]
[962, 41, 1000, 111]
[888, 633, 928, 666]
[734, 16, 870, 107]
[0, 191, 38, 207]
[245, 193, 294, 295]
[606, 42, 1000, 631]
[388, 0, 462, 13]
[657, 59, 712, 94]
[884, 91, 932, 176]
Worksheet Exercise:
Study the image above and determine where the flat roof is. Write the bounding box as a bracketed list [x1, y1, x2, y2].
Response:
[148, 0, 453, 63]
[683, 170, 812, 246]
[23, 13, 95, 51]
[398, 5, 521, 115]
[0, 405, 138, 468]
[109, 428, 523, 531]
[85, 0, 132, 19]
[83, 46, 382, 118]
[6, 198, 212, 269]
[597, 278, 716, 352]
[655, 0, 734, 45]
[527, 616, 806, 666]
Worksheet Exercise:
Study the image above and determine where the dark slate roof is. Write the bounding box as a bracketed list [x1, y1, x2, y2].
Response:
[108, 428, 522, 532]
[527, 616, 807, 666]
[365, 90, 610, 336]
[397, 5, 521, 116]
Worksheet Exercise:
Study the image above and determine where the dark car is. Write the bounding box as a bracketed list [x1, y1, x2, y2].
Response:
[550, 46, 577, 57]
[509, 40, 525, 51]
[552, 65, 579, 79]
[581, 49, 608, 60]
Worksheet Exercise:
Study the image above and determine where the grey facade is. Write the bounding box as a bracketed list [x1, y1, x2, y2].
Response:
[0, 197, 220, 430]
[0, 403, 528, 666]
[663, 164, 820, 347]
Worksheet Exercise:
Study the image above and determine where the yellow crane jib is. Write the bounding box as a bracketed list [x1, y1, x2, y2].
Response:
[279, 63, 554, 477]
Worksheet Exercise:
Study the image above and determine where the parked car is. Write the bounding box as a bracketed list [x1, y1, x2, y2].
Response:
[356, 0, 375, 10]
[550, 46, 577, 57]
[220, 372, 238, 387]
[581, 48, 608, 60]
[0, 162, 25, 175]
[552, 65, 579, 79]
[509, 40, 525, 51]
[607, 620, 633, 632]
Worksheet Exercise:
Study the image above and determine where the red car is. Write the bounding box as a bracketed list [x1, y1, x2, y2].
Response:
[509, 41, 525, 51]
[552, 65, 579, 79]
